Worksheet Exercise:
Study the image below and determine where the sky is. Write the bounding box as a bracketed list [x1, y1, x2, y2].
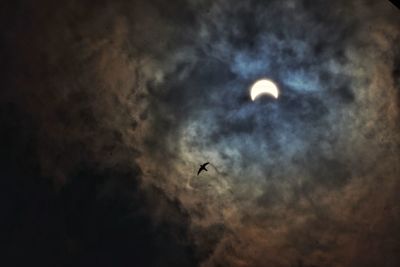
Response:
[1, 0, 400, 266]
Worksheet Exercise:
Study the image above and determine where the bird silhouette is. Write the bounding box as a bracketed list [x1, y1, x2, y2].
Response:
[197, 162, 209, 175]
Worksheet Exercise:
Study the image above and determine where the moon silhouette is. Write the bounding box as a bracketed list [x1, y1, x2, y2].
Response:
[250, 79, 279, 101]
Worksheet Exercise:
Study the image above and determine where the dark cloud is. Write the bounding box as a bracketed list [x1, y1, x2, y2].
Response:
[0, 103, 199, 267]
[1, 0, 400, 267]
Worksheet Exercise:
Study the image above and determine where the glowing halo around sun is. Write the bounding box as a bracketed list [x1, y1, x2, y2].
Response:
[250, 79, 279, 101]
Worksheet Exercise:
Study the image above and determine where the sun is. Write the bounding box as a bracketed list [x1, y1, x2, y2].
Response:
[250, 79, 279, 101]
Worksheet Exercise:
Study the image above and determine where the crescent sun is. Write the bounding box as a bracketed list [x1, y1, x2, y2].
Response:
[250, 79, 279, 101]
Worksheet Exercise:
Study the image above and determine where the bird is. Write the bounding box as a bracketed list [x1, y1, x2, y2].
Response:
[197, 162, 209, 175]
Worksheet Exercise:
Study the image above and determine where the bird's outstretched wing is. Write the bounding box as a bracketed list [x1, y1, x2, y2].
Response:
[197, 162, 210, 175]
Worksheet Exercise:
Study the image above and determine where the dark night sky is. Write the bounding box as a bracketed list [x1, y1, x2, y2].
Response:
[1, 1, 400, 267]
